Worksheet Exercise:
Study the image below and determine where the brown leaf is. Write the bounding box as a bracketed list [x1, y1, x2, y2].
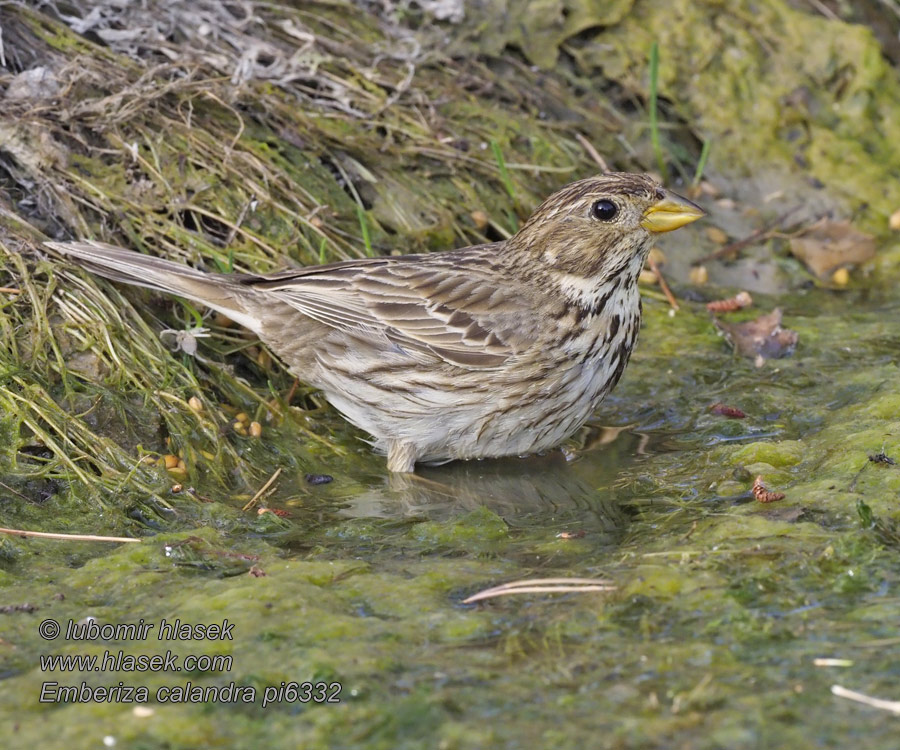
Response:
[709, 403, 746, 419]
[714, 309, 798, 361]
[789, 219, 876, 278]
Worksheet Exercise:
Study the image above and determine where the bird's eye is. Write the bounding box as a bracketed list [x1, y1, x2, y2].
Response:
[591, 199, 618, 221]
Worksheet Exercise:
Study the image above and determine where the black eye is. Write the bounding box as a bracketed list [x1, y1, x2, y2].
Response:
[591, 199, 618, 221]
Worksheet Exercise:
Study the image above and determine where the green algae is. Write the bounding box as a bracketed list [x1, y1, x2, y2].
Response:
[580, 0, 900, 239]
[4, 287, 900, 749]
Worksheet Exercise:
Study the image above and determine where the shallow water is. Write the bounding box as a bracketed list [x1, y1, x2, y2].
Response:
[3, 279, 900, 749]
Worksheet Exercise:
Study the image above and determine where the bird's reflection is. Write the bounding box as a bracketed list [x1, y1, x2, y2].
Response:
[337, 425, 647, 543]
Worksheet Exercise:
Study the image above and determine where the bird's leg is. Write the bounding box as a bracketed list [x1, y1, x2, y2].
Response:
[386, 440, 418, 473]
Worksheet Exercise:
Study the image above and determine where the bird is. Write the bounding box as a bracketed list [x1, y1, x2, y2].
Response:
[45, 172, 704, 473]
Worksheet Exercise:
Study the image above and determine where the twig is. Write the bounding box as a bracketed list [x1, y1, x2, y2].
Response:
[223, 199, 253, 249]
[0, 479, 29, 500]
[814, 658, 853, 667]
[574, 132, 609, 172]
[694, 207, 801, 264]
[242, 467, 283, 511]
[805, 0, 840, 21]
[0, 526, 140, 543]
[831, 685, 900, 715]
[0, 287, 22, 294]
[648, 255, 678, 310]
[463, 577, 615, 604]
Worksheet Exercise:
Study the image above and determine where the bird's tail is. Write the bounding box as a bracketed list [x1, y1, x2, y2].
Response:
[44, 240, 262, 333]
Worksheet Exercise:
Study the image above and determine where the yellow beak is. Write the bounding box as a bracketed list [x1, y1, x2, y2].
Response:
[641, 190, 705, 233]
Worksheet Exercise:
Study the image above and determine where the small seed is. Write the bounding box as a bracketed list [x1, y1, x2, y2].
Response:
[689, 265, 709, 285]
[140, 455, 157, 465]
[470, 210, 489, 230]
[171, 484, 183, 493]
[309, 215, 324, 229]
[214, 312, 235, 328]
[235, 412, 250, 424]
[176, 459, 186, 471]
[638, 269, 659, 286]
[705, 226, 728, 244]
[168, 466, 187, 478]
[163, 454, 179, 469]
[249, 421, 262, 438]
[831, 267, 850, 286]
[889, 209, 900, 231]
[233, 422, 248, 435]
[188, 396, 203, 412]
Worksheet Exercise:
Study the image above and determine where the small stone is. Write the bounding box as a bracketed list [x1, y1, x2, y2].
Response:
[188, 396, 203, 412]
[689, 265, 709, 285]
[699, 181, 721, 198]
[470, 210, 489, 230]
[305, 473, 334, 485]
[831, 267, 850, 286]
[705, 226, 728, 244]
[889, 209, 900, 232]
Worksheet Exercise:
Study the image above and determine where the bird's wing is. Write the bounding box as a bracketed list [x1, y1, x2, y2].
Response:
[247, 254, 530, 368]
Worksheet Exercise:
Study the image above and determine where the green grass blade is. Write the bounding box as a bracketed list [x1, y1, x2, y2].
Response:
[648, 41, 669, 183]
[692, 140, 711, 186]
[356, 204, 373, 257]
[490, 140, 517, 201]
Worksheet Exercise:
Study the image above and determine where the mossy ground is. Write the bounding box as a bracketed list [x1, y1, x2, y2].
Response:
[1, 1, 900, 748]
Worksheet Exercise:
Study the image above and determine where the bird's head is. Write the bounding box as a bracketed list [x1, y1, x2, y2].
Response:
[512, 172, 704, 283]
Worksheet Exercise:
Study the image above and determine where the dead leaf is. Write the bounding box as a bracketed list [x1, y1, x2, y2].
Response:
[789, 219, 876, 278]
[709, 403, 746, 419]
[715, 309, 798, 361]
